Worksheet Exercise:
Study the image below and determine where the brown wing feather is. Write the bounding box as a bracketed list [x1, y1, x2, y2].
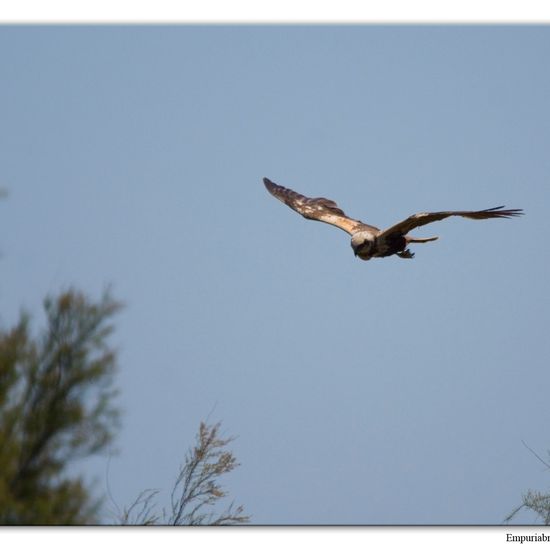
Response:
[379, 206, 523, 239]
[263, 177, 378, 235]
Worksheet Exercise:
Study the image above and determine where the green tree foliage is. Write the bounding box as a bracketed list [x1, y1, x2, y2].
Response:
[506, 490, 550, 525]
[0, 289, 121, 524]
[118, 421, 250, 525]
[505, 442, 550, 525]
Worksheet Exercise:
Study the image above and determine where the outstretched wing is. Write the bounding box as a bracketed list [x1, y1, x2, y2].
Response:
[263, 177, 377, 235]
[378, 206, 524, 240]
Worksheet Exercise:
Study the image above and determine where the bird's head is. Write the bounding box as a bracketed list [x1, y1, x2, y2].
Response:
[351, 232, 375, 260]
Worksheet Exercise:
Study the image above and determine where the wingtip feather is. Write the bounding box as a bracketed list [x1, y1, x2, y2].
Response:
[263, 177, 278, 192]
[486, 206, 524, 218]
[263, 177, 275, 193]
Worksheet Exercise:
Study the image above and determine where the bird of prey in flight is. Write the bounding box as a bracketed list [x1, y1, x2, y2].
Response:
[263, 177, 523, 261]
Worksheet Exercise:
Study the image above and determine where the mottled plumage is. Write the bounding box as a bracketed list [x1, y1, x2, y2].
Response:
[263, 177, 523, 261]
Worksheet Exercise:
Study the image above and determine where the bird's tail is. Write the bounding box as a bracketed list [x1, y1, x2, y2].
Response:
[407, 236, 439, 244]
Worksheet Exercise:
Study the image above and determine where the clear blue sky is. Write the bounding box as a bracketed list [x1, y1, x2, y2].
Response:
[1, 25, 549, 524]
